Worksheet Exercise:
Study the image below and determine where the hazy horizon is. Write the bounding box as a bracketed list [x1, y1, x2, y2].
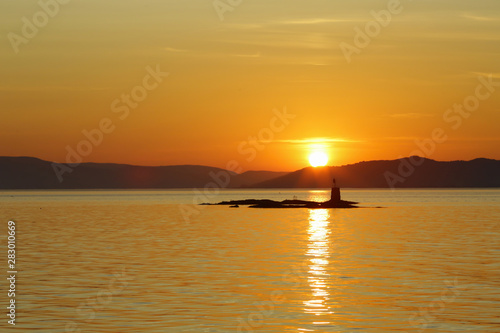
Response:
[1, 153, 499, 172]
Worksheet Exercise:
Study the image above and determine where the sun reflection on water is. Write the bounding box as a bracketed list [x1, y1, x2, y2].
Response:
[304, 209, 333, 318]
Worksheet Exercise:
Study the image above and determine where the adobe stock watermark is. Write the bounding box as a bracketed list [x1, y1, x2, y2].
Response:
[339, 0, 414, 64]
[385, 73, 499, 188]
[213, 0, 243, 21]
[178, 107, 296, 224]
[51, 64, 169, 182]
[408, 278, 466, 332]
[7, 0, 72, 54]
[64, 267, 134, 332]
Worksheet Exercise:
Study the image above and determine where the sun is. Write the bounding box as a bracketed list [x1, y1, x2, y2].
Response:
[308, 151, 329, 167]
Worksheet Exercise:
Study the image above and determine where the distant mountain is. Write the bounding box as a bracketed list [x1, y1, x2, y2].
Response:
[0, 156, 242, 189]
[231, 170, 288, 188]
[0, 156, 498, 189]
[252, 157, 500, 188]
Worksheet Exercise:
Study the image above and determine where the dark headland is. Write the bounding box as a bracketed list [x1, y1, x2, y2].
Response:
[202, 179, 358, 209]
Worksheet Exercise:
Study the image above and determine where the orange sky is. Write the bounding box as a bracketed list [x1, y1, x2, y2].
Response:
[1, 0, 499, 171]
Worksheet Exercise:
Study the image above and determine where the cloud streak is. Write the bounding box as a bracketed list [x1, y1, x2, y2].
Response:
[164, 47, 187, 53]
[273, 18, 361, 25]
[389, 113, 434, 119]
[275, 137, 361, 144]
[232, 52, 261, 58]
[461, 13, 500, 22]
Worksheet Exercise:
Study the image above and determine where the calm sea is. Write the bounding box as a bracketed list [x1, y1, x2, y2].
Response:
[0, 189, 499, 332]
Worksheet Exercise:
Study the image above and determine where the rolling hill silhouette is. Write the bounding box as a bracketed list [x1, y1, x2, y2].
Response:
[252, 157, 500, 188]
[0, 156, 498, 189]
[0, 156, 285, 189]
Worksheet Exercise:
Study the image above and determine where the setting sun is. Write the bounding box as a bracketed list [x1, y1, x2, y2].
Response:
[308, 151, 329, 167]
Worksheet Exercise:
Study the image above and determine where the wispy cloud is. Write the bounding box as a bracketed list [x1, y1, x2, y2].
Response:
[461, 13, 500, 22]
[287, 61, 330, 66]
[389, 113, 434, 119]
[232, 52, 261, 58]
[224, 23, 264, 30]
[275, 137, 361, 144]
[472, 72, 500, 79]
[164, 47, 187, 52]
[380, 136, 420, 142]
[443, 137, 500, 142]
[0, 86, 111, 92]
[274, 18, 358, 25]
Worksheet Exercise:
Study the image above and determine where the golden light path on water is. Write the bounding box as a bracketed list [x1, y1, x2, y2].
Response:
[305, 209, 333, 324]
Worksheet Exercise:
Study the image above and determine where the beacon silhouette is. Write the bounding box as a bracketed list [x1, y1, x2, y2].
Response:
[330, 177, 341, 203]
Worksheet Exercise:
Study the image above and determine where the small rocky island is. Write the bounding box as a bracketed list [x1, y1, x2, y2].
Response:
[202, 179, 358, 209]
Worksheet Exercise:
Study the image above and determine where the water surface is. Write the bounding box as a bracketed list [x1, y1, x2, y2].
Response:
[0, 189, 499, 332]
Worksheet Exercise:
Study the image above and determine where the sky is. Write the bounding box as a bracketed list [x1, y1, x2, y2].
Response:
[1, 0, 499, 171]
